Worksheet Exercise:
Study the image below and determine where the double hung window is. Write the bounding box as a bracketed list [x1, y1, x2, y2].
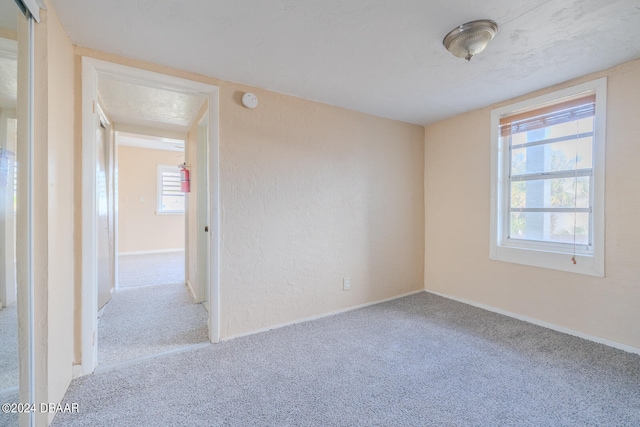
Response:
[490, 79, 606, 276]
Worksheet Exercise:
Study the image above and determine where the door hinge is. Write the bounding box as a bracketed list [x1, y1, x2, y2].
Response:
[205, 226, 209, 232]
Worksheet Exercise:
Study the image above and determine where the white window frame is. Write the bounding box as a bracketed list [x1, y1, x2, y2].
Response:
[490, 78, 606, 277]
[157, 164, 184, 214]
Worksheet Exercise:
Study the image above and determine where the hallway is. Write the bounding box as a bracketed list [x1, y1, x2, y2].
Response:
[118, 252, 185, 288]
[97, 253, 207, 368]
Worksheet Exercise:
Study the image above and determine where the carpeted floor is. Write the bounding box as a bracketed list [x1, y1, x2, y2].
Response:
[0, 391, 18, 427]
[0, 303, 18, 393]
[97, 283, 208, 367]
[54, 292, 640, 426]
[118, 252, 185, 288]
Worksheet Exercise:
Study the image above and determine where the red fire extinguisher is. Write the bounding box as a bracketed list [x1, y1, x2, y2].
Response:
[180, 163, 190, 193]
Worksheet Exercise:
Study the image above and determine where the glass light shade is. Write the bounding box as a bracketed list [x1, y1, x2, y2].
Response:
[443, 20, 498, 61]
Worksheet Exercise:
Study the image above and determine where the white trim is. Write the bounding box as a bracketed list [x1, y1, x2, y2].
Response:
[71, 364, 83, 380]
[195, 114, 209, 305]
[118, 248, 184, 256]
[114, 133, 119, 290]
[81, 57, 99, 375]
[208, 95, 221, 343]
[490, 78, 606, 277]
[185, 280, 197, 302]
[222, 290, 424, 342]
[81, 57, 221, 375]
[26, 18, 36, 427]
[16, 0, 41, 22]
[426, 289, 640, 356]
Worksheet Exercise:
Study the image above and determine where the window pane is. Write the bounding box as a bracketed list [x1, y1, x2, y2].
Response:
[509, 212, 589, 244]
[511, 117, 593, 143]
[511, 136, 593, 175]
[510, 176, 590, 209]
[161, 195, 184, 212]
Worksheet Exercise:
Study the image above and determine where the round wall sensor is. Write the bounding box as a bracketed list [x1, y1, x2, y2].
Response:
[242, 92, 258, 109]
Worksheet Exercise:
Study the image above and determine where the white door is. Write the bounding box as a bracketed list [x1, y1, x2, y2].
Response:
[96, 121, 113, 309]
[0, 115, 16, 309]
[197, 114, 210, 307]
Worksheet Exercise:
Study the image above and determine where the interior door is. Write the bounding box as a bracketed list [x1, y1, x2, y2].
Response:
[197, 114, 210, 308]
[96, 121, 113, 309]
[0, 115, 16, 310]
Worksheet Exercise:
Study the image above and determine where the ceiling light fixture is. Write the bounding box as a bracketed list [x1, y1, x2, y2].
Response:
[443, 19, 498, 61]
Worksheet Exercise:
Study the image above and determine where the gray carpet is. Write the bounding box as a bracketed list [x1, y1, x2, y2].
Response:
[0, 391, 18, 427]
[98, 283, 208, 367]
[55, 292, 640, 427]
[0, 303, 18, 392]
[118, 252, 185, 288]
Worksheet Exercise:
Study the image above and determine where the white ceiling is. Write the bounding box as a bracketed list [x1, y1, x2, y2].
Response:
[51, 0, 640, 125]
[98, 77, 206, 132]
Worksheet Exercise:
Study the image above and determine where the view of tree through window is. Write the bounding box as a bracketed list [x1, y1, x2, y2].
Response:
[501, 99, 594, 247]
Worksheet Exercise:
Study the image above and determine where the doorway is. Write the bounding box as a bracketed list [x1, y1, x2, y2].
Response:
[81, 57, 220, 375]
[95, 115, 113, 310]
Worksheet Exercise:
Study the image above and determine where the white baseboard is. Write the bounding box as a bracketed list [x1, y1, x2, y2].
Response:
[72, 364, 83, 379]
[222, 289, 424, 342]
[426, 289, 640, 356]
[118, 248, 184, 256]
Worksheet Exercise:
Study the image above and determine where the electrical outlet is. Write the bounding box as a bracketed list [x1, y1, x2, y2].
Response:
[343, 277, 351, 291]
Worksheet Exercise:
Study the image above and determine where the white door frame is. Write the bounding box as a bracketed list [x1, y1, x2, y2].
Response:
[196, 115, 210, 306]
[81, 57, 221, 375]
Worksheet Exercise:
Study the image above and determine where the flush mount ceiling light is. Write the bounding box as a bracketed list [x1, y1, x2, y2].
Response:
[443, 19, 498, 61]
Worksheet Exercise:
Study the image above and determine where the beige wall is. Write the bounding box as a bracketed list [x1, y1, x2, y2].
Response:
[73, 47, 425, 342]
[219, 85, 425, 338]
[117, 145, 185, 253]
[424, 58, 640, 350]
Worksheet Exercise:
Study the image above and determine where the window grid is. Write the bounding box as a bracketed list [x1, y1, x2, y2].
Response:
[502, 97, 595, 249]
[157, 165, 185, 213]
[489, 77, 606, 277]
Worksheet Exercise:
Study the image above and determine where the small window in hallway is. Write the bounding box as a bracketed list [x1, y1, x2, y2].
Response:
[157, 164, 184, 213]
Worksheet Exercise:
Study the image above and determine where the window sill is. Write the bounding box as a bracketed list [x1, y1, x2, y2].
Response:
[490, 244, 604, 277]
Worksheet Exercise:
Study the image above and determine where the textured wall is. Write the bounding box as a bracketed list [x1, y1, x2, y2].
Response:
[72, 47, 424, 354]
[117, 145, 185, 253]
[219, 85, 425, 338]
[424, 58, 640, 349]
